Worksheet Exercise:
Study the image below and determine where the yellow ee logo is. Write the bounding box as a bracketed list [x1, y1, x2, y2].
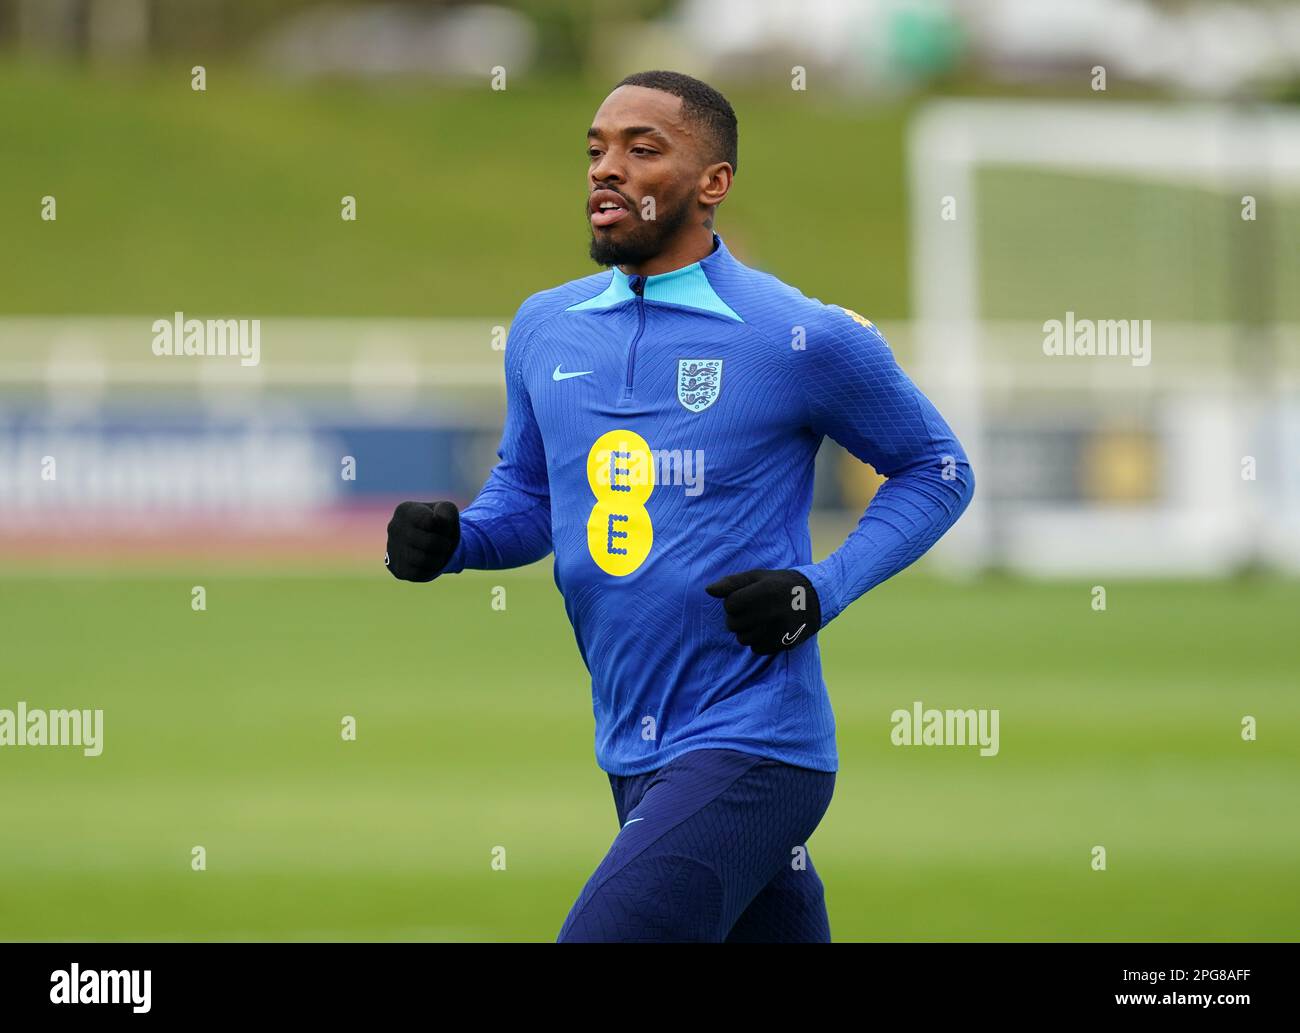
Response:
[586, 429, 654, 576]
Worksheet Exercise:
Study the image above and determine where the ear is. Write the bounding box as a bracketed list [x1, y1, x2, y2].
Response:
[698, 161, 733, 209]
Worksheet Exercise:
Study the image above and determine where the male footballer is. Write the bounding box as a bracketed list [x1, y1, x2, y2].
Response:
[386, 71, 974, 942]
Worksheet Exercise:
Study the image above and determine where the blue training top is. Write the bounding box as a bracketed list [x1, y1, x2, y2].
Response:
[440, 234, 974, 775]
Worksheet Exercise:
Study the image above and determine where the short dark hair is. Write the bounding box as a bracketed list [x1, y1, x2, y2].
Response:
[616, 70, 738, 173]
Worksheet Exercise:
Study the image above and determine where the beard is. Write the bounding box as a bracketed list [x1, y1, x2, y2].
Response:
[588, 191, 694, 268]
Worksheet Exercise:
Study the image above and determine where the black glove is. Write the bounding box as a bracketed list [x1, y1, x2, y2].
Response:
[705, 569, 821, 655]
[385, 500, 461, 582]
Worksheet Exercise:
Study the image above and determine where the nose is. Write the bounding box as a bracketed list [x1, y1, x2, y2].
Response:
[589, 148, 625, 187]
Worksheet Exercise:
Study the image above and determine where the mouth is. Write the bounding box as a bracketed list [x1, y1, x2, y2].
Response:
[589, 189, 631, 228]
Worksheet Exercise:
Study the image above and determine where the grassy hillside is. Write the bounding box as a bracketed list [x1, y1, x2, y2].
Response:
[0, 62, 910, 318]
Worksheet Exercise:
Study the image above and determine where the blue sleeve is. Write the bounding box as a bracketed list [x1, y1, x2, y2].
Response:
[439, 304, 553, 574]
[792, 306, 974, 626]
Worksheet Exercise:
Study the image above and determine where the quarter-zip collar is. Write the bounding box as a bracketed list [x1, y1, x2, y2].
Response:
[566, 234, 744, 322]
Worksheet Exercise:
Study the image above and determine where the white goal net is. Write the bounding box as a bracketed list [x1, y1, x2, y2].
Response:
[908, 100, 1300, 576]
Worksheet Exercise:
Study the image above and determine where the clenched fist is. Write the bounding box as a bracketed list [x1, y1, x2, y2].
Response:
[385, 500, 461, 582]
[705, 568, 821, 655]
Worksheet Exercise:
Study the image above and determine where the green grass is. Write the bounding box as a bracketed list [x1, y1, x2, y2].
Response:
[5, 60, 1293, 327]
[0, 61, 909, 319]
[1, 61, 1296, 942]
[1, 568, 1296, 941]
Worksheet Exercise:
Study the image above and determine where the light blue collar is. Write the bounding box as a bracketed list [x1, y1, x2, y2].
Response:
[567, 234, 743, 321]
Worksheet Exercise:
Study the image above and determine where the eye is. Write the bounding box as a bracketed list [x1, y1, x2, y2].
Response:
[587, 147, 603, 159]
[631, 146, 657, 156]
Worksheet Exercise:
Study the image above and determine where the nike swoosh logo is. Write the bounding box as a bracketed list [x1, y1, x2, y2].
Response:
[622, 817, 644, 828]
[781, 623, 807, 646]
[553, 365, 594, 381]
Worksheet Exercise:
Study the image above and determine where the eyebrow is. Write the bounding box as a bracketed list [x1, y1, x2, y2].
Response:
[587, 126, 671, 143]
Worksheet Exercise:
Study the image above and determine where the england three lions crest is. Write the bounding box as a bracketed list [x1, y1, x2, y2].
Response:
[677, 359, 723, 413]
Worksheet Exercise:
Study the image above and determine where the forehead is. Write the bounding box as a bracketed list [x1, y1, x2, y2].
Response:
[590, 85, 687, 137]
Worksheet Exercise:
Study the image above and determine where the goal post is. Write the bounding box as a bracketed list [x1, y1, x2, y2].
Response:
[908, 99, 1300, 576]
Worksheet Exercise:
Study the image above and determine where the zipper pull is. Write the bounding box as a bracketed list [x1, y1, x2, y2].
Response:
[629, 275, 644, 296]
